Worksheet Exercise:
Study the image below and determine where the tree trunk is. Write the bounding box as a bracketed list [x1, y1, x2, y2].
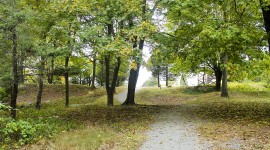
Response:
[36, 56, 45, 109]
[48, 57, 54, 84]
[165, 65, 168, 87]
[157, 67, 160, 87]
[65, 56, 70, 107]
[91, 58, 96, 89]
[214, 64, 222, 91]
[11, 29, 18, 119]
[105, 56, 121, 106]
[221, 53, 229, 97]
[261, 1, 270, 54]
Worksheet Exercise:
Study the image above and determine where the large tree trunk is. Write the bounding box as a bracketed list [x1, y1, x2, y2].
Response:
[91, 58, 96, 89]
[11, 29, 18, 119]
[36, 56, 45, 109]
[65, 56, 70, 107]
[221, 53, 229, 97]
[213, 64, 222, 91]
[260, 1, 270, 53]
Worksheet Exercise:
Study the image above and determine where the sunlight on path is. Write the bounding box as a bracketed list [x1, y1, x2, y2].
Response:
[140, 110, 212, 150]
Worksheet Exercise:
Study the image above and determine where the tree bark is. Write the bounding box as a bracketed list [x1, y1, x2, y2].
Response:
[11, 29, 18, 119]
[213, 64, 222, 91]
[260, 1, 270, 54]
[65, 56, 70, 107]
[36, 56, 45, 109]
[91, 58, 96, 89]
[221, 53, 229, 97]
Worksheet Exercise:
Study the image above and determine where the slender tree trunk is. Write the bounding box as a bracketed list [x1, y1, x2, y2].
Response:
[157, 67, 160, 87]
[165, 65, 168, 87]
[36, 56, 45, 109]
[48, 57, 54, 84]
[105, 56, 112, 105]
[105, 23, 121, 106]
[91, 58, 96, 89]
[214, 65, 222, 91]
[202, 63, 206, 85]
[260, 1, 270, 54]
[11, 29, 18, 119]
[221, 53, 229, 97]
[65, 56, 70, 107]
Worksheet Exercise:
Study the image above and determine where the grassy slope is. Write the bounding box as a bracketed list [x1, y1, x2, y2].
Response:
[135, 82, 270, 149]
[1, 85, 157, 150]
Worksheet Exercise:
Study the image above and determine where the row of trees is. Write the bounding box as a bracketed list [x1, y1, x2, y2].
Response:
[148, 0, 270, 97]
[1, 0, 270, 118]
[0, 0, 159, 118]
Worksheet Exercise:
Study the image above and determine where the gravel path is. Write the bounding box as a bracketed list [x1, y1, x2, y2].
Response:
[140, 109, 212, 150]
[114, 89, 211, 150]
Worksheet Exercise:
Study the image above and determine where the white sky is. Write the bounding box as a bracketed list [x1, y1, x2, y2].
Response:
[136, 46, 152, 87]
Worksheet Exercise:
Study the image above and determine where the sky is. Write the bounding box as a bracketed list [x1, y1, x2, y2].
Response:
[136, 45, 152, 88]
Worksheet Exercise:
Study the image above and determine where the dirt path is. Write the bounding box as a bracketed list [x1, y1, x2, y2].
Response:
[140, 109, 212, 150]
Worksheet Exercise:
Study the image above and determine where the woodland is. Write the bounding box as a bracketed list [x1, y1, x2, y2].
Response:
[1, 0, 270, 149]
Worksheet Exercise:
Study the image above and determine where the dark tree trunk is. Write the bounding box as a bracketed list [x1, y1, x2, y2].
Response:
[157, 67, 160, 87]
[65, 56, 70, 107]
[261, 1, 270, 54]
[11, 29, 18, 119]
[48, 57, 54, 84]
[105, 56, 121, 106]
[91, 58, 96, 89]
[221, 53, 229, 97]
[213, 64, 222, 91]
[165, 65, 168, 87]
[36, 56, 45, 109]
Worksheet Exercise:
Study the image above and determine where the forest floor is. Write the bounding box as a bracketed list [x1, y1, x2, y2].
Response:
[2, 82, 270, 149]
